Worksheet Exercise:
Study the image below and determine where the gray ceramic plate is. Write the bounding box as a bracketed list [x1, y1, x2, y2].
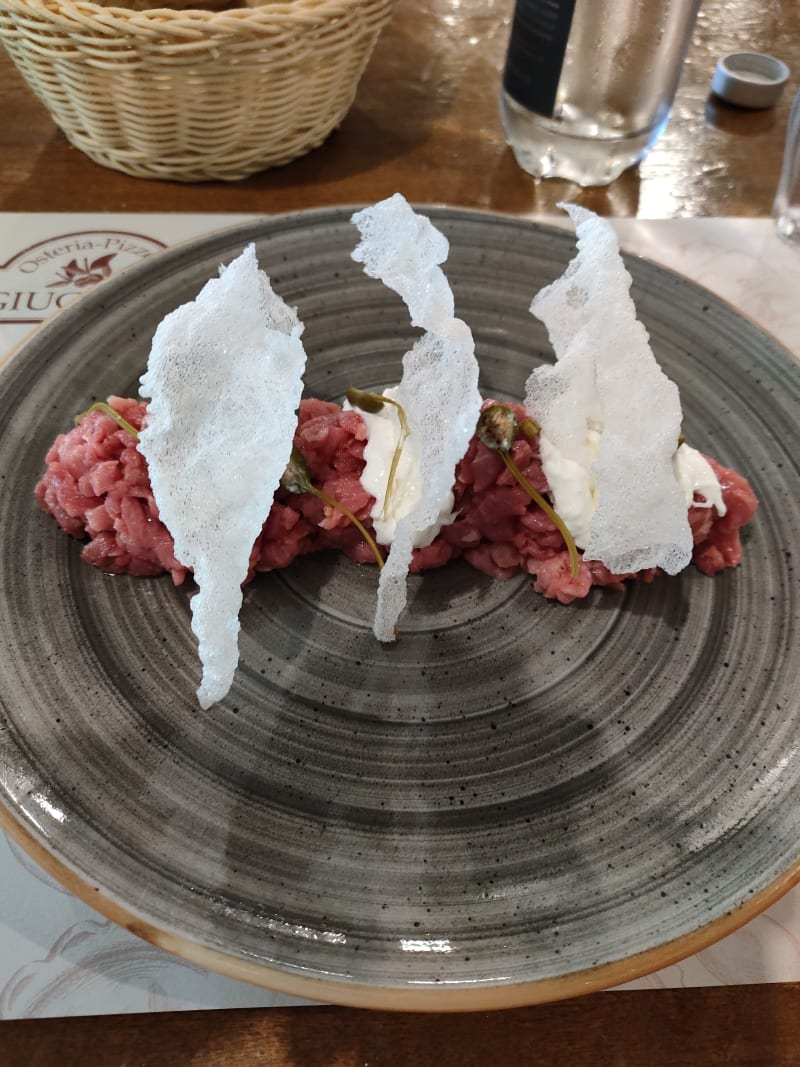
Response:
[1, 209, 799, 1011]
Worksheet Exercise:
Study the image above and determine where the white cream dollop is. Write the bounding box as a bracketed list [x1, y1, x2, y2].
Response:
[346, 387, 455, 548]
[538, 422, 602, 549]
[540, 426, 727, 550]
[673, 442, 727, 516]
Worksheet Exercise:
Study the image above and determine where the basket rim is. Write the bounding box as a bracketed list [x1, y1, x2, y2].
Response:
[0, 0, 391, 27]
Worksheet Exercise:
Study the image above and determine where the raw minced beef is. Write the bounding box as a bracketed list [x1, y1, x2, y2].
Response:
[35, 396, 758, 604]
[35, 397, 187, 582]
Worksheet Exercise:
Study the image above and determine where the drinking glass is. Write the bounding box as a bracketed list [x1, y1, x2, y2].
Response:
[773, 89, 800, 244]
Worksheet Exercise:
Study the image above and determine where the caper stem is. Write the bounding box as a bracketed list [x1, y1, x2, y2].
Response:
[477, 404, 580, 579]
[282, 448, 384, 569]
[311, 486, 385, 569]
[380, 395, 410, 438]
[498, 450, 581, 580]
[377, 398, 409, 524]
[347, 386, 410, 525]
[74, 401, 139, 439]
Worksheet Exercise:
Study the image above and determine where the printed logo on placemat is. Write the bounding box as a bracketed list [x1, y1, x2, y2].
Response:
[0, 231, 167, 324]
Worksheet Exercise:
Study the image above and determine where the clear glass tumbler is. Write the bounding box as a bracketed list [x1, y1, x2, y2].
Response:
[773, 89, 800, 244]
[501, 0, 702, 187]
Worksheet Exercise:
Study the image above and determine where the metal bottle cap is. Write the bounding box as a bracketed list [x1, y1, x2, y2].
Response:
[711, 52, 790, 109]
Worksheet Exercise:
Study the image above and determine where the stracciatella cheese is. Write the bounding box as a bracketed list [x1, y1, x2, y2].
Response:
[673, 443, 727, 515]
[540, 426, 726, 551]
[344, 386, 456, 549]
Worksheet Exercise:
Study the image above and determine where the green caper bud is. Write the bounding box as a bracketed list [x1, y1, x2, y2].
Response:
[346, 386, 385, 415]
[280, 447, 313, 495]
[477, 404, 519, 452]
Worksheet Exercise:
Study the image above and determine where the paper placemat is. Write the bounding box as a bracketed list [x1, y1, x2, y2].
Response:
[1, 213, 798, 1018]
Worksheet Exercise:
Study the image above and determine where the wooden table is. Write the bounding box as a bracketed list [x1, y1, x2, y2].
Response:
[0, 0, 796, 218]
[1, 0, 798, 1063]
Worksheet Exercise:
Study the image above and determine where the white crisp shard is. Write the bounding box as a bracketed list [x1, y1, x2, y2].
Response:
[351, 194, 482, 641]
[138, 244, 306, 708]
[524, 204, 692, 576]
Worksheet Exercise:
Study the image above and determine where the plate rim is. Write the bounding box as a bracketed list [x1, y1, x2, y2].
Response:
[3, 803, 799, 1011]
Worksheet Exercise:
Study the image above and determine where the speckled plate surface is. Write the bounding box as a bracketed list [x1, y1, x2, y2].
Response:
[1, 209, 799, 1011]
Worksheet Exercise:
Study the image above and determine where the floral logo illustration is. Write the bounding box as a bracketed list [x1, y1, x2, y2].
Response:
[48, 253, 116, 289]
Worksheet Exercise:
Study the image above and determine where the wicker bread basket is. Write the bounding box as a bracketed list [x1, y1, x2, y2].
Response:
[0, 0, 393, 181]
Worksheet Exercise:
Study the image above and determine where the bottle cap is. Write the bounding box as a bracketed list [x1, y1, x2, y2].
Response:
[711, 52, 790, 109]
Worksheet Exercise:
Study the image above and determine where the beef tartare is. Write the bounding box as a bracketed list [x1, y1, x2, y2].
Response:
[35, 395, 758, 606]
